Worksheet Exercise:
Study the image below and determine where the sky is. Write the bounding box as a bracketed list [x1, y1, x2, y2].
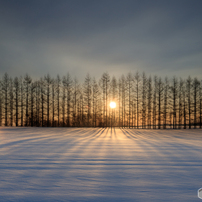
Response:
[0, 0, 202, 81]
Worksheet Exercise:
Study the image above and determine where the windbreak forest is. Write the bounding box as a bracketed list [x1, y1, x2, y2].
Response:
[0, 72, 201, 129]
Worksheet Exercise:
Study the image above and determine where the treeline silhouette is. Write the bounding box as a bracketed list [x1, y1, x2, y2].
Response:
[0, 72, 201, 128]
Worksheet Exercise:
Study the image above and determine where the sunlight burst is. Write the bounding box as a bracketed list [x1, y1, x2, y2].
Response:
[110, 101, 116, 109]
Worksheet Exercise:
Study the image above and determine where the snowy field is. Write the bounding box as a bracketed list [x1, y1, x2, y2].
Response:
[0, 127, 202, 202]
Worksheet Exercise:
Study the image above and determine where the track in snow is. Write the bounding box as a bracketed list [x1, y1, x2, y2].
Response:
[0, 127, 202, 201]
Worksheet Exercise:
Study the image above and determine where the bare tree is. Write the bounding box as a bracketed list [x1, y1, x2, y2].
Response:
[80, 91, 84, 126]
[182, 80, 187, 129]
[84, 74, 92, 127]
[9, 78, 14, 126]
[200, 80, 202, 128]
[121, 75, 126, 127]
[44, 74, 53, 127]
[30, 82, 36, 127]
[62, 77, 66, 127]
[118, 79, 121, 127]
[186, 76, 192, 129]
[56, 75, 61, 126]
[35, 81, 41, 126]
[51, 79, 56, 126]
[193, 77, 200, 128]
[2, 73, 9, 126]
[100, 72, 110, 127]
[24, 74, 32, 126]
[157, 77, 164, 129]
[147, 76, 152, 129]
[14, 77, 20, 126]
[40, 78, 45, 127]
[178, 78, 184, 129]
[92, 78, 99, 127]
[0, 72, 201, 129]
[99, 76, 105, 127]
[110, 76, 117, 127]
[65, 73, 72, 127]
[153, 76, 157, 129]
[19, 76, 24, 126]
[163, 77, 169, 129]
[126, 73, 133, 128]
[72, 77, 79, 126]
[170, 77, 178, 129]
[0, 79, 2, 126]
[142, 72, 147, 129]
[134, 72, 140, 128]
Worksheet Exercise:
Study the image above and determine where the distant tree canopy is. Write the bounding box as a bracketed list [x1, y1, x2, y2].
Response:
[0, 72, 202, 129]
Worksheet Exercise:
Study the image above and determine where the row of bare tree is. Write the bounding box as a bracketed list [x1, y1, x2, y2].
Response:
[0, 72, 201, 128]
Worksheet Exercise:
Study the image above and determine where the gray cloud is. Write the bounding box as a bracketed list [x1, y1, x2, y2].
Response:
[0, 0, 202, 81]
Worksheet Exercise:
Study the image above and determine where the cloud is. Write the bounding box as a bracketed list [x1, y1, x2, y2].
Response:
[0, 0, 202, 81]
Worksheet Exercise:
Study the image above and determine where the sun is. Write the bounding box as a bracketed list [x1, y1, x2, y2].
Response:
[110, 101, 116, 109]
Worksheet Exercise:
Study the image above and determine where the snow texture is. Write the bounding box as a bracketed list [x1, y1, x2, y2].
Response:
[0, 127, 202, 202]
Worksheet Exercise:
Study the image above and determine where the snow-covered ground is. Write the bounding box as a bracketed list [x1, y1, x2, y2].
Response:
[0, 127, 202, 202]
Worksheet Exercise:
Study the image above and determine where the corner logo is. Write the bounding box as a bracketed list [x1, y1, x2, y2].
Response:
[198, 188, 202, 199]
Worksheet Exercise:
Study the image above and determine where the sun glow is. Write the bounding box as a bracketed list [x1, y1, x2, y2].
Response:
[110, 101, 116, 109]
